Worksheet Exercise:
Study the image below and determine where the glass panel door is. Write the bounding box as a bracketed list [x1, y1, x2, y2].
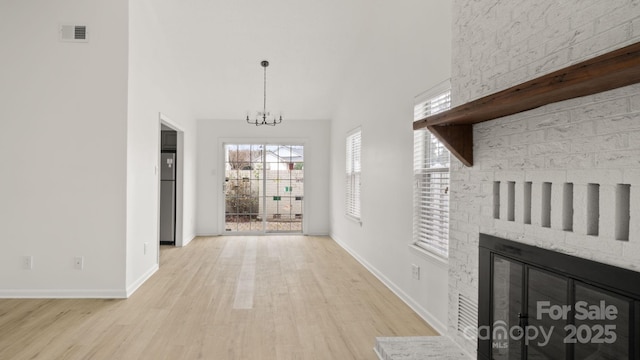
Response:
[265, 145, 304, 233]
[573, 283, 630, 360]
[493, 255, 524, 359]
[224, 144, 303, 233]
[225, 144, 264, 232]
[527, 268, 568, 359]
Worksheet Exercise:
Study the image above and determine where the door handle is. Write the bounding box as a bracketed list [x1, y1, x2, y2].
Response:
[517, 313, 528, 337]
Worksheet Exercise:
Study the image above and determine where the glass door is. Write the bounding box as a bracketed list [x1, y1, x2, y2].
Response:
[479, 234, 640, 360]
[573, 283, 631, 359]
[224, 143, 303, 233]
[488, 256, 632, 360]
[224, 144, 264, 232]
[492, 255, 524, 359]
[526, 268, 569, 359]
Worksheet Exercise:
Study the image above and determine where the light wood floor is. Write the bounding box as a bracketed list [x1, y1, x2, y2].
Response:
[0, 236, 438, 359]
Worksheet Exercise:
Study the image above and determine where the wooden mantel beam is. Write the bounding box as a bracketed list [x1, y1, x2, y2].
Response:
[414, 42, 640, 166]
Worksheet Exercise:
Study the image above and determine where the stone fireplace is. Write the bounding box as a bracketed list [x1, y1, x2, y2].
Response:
[446, 81, 640, 356]
[447, 0, 640, 356]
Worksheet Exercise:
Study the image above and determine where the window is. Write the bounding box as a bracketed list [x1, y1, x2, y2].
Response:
[346, 129, 362, 220]
[413, 83, 451, 257]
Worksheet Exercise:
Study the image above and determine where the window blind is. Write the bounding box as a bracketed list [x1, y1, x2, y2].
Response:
[346, 129, 362, 220]
[414, 90, 451, 121]
[413, 88, 451, 257]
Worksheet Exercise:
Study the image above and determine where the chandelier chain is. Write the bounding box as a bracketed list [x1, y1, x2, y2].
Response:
[246, 60, 282, 126]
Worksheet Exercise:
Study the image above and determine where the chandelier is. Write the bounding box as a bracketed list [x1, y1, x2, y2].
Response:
[246, 60, 283, 126]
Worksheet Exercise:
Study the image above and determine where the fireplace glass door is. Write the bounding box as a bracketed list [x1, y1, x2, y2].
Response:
[490, 255, 632, 359]
[492, 257, 571, 359]
[492, 256, 523, 359]
[573, 283, 631, 360]
[527, 268, 568, 359]
[479, 234, 640, 360]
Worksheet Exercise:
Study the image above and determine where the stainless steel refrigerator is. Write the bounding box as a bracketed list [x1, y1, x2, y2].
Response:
[160, 152, 176, 244]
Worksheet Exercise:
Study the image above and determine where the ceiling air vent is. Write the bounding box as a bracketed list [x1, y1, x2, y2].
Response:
[59, 25, 88, 43]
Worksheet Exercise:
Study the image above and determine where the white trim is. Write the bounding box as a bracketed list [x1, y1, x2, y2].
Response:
[409, 244, 449, 268]
[373, 347, 384, 360]
[126, 264, 159, 297]
[345, 214, 363, 226]
[346, 125, 362, 137]
[0, 288, 127, 299]
[159, 112, 184, 132]
[195, 232, 329, 237]
[414, 79, 451, 104]
[180, 234, 196, 247]
[330, 233, 448, 335]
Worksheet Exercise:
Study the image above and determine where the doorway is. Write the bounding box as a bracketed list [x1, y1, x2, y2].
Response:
[158, 113, 184, 247]
[224, 144, 304, 233]
[160, 126, 177, 245]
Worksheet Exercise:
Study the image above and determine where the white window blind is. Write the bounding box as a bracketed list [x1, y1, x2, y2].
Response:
[413, 86, 451, 257]
[346, 129, 362, 220]
[414, 90, 451, 121]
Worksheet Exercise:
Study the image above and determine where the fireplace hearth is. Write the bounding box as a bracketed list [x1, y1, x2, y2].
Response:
[478, 233, 640, 360]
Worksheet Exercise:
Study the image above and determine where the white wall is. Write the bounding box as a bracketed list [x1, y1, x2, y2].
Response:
[197, 120, 330, 236]
[448, 0, 640, 354]
[0, 0, 129, 297]
[329, 0, 452, 334]
[126, 0, 198, 294]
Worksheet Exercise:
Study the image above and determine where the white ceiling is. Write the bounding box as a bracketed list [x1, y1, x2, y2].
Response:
[151, 0, 372, 120]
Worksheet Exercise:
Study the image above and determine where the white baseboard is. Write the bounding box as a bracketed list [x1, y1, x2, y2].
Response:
[373, 346, 384, 360]
[196, 233, 222, 237]
[0, 263, 159, 299]
[330, 233, 448, 335]
[178, 234, 197, 247]
[0, 288, 127, 299]
[126, 263, 159, 297]
[193, 233, 330, 237]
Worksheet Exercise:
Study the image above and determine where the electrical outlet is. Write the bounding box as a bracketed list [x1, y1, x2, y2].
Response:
[411, 264, 420, 280]
[23, 256, 33, 270]
[74, 256, 84, 270]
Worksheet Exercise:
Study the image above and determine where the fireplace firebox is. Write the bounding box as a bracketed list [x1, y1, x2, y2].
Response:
[478, 233, 640, 360]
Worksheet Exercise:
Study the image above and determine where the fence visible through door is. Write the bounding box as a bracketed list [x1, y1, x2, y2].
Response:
[224, 144, 304, 233]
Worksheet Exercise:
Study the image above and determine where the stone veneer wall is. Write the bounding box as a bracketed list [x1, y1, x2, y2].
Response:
[448, 0, 640, 354]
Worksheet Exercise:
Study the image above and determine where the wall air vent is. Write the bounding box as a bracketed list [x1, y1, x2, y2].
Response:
[457, 293, 478, 341]
[59, 25, 88, 42]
